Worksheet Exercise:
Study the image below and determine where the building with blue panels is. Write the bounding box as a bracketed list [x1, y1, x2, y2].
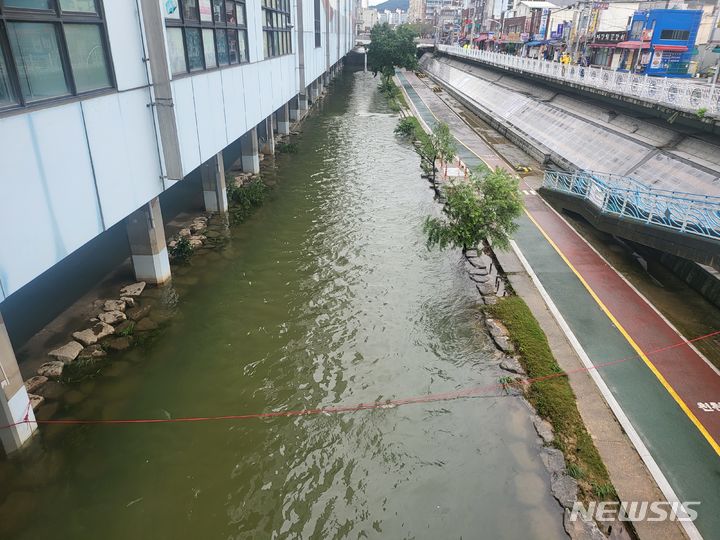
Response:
[617, 8, 702, 77]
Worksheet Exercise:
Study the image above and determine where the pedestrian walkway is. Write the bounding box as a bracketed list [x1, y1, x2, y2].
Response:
[397, 69, 720, 539]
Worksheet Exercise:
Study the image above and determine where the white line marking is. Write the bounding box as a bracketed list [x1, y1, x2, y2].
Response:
[529, 189, 537, 195]
[522, 190, 530, 195]
[406, 68, 705, 538]
[541, 201, 720, 378]
[510, 240, 703, 540]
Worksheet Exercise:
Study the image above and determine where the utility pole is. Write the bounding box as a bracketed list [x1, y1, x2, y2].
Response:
[572, 0, 591, 63]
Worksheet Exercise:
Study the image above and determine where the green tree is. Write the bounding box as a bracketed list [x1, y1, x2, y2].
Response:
[414, 122, 457, 181]
[424, 166, 523, 251]
[367, 23, 418, 84]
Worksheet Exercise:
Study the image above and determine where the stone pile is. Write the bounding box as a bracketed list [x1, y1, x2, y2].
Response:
[168, 215, 209, 256]
[464, 248, 506, 304]
[28, 280, 157, 409]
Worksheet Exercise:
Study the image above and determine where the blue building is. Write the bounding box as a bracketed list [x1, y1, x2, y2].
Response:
[617, 9, 702, 77]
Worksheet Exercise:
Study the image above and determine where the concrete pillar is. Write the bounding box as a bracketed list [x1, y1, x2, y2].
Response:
[0, 313, 37, 456]
[308, 82, 318, 103]
[318, 77, 325, 95]
[240, 127, 260, 174]
[257, 117, 274, 155]
[271, 112, 278, 134]
[201, 153, 228, 213]
[298, 92, 309, 112]
[277, 104, 291, 135]
[126, 197, 171, 284]
[289, 95, 300, 121]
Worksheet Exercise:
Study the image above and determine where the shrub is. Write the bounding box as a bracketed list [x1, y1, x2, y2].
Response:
[226, 178, 269, 224]
[395, 117, 420, 137]
[169, 236, 193, 264]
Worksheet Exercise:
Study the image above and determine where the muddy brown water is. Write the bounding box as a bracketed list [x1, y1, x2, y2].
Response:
[0, 71, 565, 539]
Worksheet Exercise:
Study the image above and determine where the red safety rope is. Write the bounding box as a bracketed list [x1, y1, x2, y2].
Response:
[2, 329, 718, 430]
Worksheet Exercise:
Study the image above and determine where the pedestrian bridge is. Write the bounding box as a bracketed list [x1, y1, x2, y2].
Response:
[541, 170, 720, 268]
[437, 45, 720, 122]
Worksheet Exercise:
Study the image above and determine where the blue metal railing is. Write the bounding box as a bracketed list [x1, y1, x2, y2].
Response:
[543, 170, 720, 241]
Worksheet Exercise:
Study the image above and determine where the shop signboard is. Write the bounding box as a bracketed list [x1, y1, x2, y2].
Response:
[538, 8, 549, 39]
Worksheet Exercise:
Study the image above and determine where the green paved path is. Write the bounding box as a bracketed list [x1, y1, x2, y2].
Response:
[397, 70, 720, 539]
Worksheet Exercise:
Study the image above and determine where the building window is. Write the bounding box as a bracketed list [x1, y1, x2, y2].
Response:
[262, 0, 292, 58]
[165, 0, 249, 76]
[314, 0, 321, 47]
[0, 0, 112, 109]
[659, 29, 690, 41]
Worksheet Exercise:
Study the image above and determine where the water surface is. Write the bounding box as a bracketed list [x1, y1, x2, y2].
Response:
[0, 71, 564, 539]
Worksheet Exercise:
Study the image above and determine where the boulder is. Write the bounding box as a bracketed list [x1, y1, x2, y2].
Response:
[126, 305, 152, 321]
[476, 281, 497, 297]
[98, 310, 126, 325]
[106, 336, 133, 351]
[485, 319, 514, 354]
[178, 228, 191, 238]
[563, 510, 607, 540]
[73, 322, 115, 346]
[540, 448, 566, 475]
[48, 341, 83, 364]
[78, 344, 107, 359]
[499, 357, 525, 375]
[103, 299, 126, 312]
[469, 273, 490, 284]
[119, 282, 146, 297]
[533, 416, 555, 445]
[190, 219, 207, 234]
[28, 394, 44, 411]
[551, 474, 579, 509]
[189, 236, 205, 248]
[120, 296, 136, 308]
[37, 361, 64, 379]
[135, 317, 158, 332]
[24, 376, 48, 394]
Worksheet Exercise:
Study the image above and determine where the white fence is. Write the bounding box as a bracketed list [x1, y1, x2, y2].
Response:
[437, 45, 720, 119]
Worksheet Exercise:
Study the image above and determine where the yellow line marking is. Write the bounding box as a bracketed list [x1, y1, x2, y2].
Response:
[401, 72, 720, 456]
[525, 209, 720, 456]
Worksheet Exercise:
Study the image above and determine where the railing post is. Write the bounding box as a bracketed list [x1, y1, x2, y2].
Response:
[680, 202, 693, 232]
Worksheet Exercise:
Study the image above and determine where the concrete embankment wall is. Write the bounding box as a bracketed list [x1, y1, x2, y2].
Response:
[421, 54, 720, 198]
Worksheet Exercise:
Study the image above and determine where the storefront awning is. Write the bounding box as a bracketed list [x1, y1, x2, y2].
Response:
[616, 41, 650, 50]
[525, 40, 545, 47]
[653, 44, 688, 52]
[589, 43, 618, 48]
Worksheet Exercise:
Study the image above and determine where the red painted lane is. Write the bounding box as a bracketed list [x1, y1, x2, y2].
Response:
[524, 195, 720, 444]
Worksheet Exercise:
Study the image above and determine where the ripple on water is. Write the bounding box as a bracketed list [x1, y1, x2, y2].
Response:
[0, 71, 564, 540]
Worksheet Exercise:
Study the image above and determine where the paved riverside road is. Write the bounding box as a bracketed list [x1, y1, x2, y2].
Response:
[396, 69, 720, 539]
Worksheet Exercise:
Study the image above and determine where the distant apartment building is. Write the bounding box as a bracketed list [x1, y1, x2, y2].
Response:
[408, 0, 427, 23]
[359, 6, 379, 30]
[379, 8, 408, 26]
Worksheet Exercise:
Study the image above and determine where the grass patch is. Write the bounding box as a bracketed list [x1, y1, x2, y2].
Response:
[486, 295, 614, 501]
[276, 141, 299, 154]
[379, 76, 407, 112]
